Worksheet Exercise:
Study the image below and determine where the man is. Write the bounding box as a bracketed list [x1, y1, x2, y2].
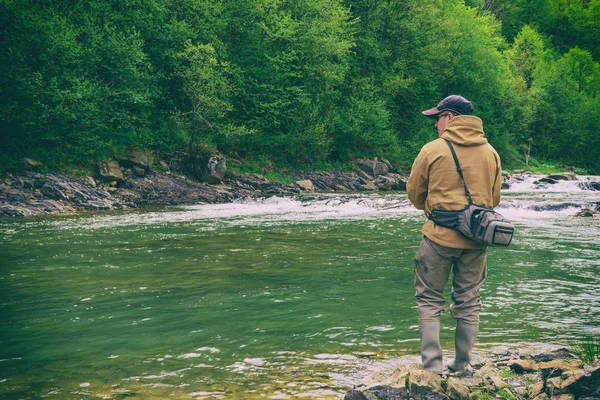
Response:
[406, 95, 502, 375]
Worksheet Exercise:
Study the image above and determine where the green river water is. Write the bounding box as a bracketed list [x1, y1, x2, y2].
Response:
[1, 181, 599, 399]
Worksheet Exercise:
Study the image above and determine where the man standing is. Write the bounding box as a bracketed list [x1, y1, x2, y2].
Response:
[407, 95, 502, 375]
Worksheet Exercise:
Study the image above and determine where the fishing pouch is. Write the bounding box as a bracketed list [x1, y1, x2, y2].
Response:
[429, 205, 514, 247]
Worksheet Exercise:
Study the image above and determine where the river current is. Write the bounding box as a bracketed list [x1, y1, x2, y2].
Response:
[1, 175, 599, 399]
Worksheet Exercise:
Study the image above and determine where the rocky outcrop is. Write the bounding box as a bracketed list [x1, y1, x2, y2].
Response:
[118, 148, 152, 171]
[98, 160, 125, 184]
[344, 348, 600, 400]
[0, 165, 412, 217]
[183, 153, 227, 184]
[358, 158, 390, 176]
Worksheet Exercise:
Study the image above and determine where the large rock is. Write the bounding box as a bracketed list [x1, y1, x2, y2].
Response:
[296, 179, 315, 192]
[119, 148, 151, 170]
[508, 359, 538, 373]
[376, 173, 407, 191]
[207, 155, 226, 183]
[446, 378, 470, 400]
[548, 173, 576, 181]
[408, 369, 445, 398]
[358, 159, 389, 176]
[539, 360, 581, 380]
[183, 154, 227, 184]
[98, 160, 125, 183]
[344, 389, 367, 400]
[364, 385, 409, 400]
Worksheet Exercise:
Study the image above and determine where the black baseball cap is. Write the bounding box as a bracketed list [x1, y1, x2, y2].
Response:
[422, 95, 473, 119]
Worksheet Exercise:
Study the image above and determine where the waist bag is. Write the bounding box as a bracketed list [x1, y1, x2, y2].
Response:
[428, 140, 515, 247]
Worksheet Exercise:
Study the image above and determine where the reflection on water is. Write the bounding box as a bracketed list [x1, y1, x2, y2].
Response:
[1, 184, 599, 398]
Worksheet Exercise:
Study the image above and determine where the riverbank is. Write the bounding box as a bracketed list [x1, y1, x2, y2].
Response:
[343, 346, 600, 400]
[0, 167, 407, 217]
[2, 161, 599, 217]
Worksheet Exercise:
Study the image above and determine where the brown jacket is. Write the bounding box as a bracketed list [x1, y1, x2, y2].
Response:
[407, 115, 502, 249]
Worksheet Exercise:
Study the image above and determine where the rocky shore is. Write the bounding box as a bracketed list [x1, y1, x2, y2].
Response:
[344, 347, 600, 400]
[1, 154, 598, 218]
[0, 156, 410, 217]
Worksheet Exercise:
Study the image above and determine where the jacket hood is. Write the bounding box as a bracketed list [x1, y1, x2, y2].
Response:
[440, 115, 487, 146]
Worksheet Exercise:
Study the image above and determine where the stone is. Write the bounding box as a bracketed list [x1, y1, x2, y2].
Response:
[390, 366, 410, 387]
[358, 159, 389, 176]
[84, 176, 96, 188]
[207, 155, 226, 183]
[344, 389, 367, 400]
[529, 382, 544, 397]
[133, 166, 145, 177]
[508, 359, 538, 373]
[296, 180, 315, 192]
[576, 208, 596, 217]
[23, 157, 43, 170]
[569, 365, 600, 398]
[488, 374, 506, 390]
[539, 360, 581, 380]
[98, 160, 125, 183]
[548, 173, 576, 181]
[408, 369, 444, 397]
[532, 394, 550, 400]
[358, 170, 374, 182]
[364, 385, 409, 400]
[546, 369, 585, 396]
[550, 395, 574, 400]
[535, 177, 557, 184]
[119, 148, 151, 170]
[446, 378, 470, 400]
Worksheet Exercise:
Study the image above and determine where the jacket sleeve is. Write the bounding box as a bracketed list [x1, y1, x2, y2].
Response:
[407, 147, 430, 210]
[492, 152, 502, 208]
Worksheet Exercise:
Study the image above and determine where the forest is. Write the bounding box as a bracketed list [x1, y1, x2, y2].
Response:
[1, 0, 599, 174]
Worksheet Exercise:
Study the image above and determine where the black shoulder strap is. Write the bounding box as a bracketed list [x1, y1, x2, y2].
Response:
[444, 139, 473, 205]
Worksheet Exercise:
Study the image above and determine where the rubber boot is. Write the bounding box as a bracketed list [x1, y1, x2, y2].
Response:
[448, 321, 478, 372]
[419, 320, 443, 375]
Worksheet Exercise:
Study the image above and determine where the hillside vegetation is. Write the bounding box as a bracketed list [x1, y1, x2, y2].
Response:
[1, 0, 599, 174]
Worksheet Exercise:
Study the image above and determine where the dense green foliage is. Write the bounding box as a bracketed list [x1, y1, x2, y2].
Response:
[1, 0, 599, 174]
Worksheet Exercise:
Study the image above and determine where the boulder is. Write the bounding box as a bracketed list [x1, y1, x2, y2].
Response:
[119, 148, 151, 170]
[83, 176, 96, 188]
[539, 360, 581, 380]
[529, 382, 544, 398]
[446, 378, 470, 400]
[508, 359, 538, 373]
[390, 366, 410, 387]
[184, 154, 227, 184]
[364, 385, 409, 400]
[296, 180, 315, 192]
[207, 155, 226, 183]
[376, 173, 407, 191]
[408, 369, 444, 397]
[133, 166, 145, 177]
[535, 177, 558, 185]
[98, 160, 125, 183]
[358, 159, 389, 176]
[344, 389, 368, 400]
[548, 173, 576, 181]
[575, 208, 596, 217]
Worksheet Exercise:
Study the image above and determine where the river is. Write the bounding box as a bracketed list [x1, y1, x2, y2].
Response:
[1, 175, 599, 399]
